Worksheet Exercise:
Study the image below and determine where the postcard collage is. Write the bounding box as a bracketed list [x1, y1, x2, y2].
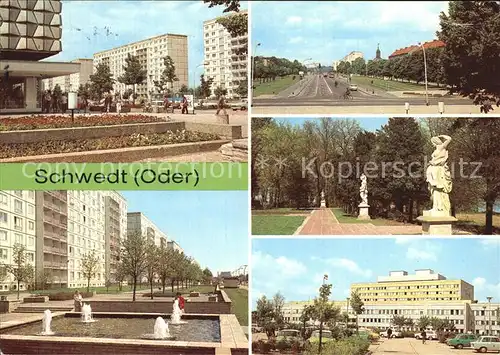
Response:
[0, 1, 499, 354]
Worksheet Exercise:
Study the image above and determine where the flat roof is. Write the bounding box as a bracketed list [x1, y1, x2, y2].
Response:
[94, 33, 188, 55]
[0, 60, 80, 78]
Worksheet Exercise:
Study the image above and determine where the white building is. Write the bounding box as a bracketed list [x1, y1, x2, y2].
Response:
[127, 212, 167, 248]
[342, 51, 364, 63]
[42, 58, 94, 92]
[203, 10, 248, 98]
[0, 191, 36, 291]
[167, 240, 183, 253]
[93, 34, 188, 99]
[66, 191, 106, 289]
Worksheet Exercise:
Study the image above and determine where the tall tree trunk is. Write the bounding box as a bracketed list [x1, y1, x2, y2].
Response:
[408, 198, 413, 223]
[485, 196, 495, 235]
[171, 280, 174, 293]
[150, 279, 153, 300]
[162, 279, 165, 293]
[318, 322, 323, 354]
[17, 280, 20, 300]
[87, 277, 90, 293]
[132, 276, 137, 301]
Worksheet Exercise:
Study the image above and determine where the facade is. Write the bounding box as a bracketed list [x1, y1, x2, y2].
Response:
[203, 10, 248, 98]
[42, 58, 93, 92]
[35, 190, 69, 288]
[102, 191, 127, 282]
[0, 0, 80, 113]
[389, 39, 445, 59]
[127, 212, 167, 247]
[167, 240, 183, 253]
[93, 34, 188, 99]
[0, 191, 36, 291]
[342, 51, 364, 63]
[66, 191, 106, 289]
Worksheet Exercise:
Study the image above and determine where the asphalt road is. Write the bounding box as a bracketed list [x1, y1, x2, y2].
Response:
[254, 74, 473, 107]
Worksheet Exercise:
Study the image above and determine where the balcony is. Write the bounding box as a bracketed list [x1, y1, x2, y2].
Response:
[44, 216, 67, 230]
[44, 246, 68, 256]
[43, 261, 68, 269]
[43, 230, 66, 242]
[45, 191, 67, 202]
[43, 200, 67, 215]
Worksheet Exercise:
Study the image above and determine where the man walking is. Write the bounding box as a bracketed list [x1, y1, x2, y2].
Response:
[216, 94, 227, 116]
[181, 95, 188, 114]
[421, 329, 427, 344]
[387, 328, 392, 339]
[61, 94, 67, 113]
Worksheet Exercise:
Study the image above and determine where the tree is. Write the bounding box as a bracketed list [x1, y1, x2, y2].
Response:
[114, 261, 126, 291]
[217, 13, 248, 54]
[204, 0, 241, 12]
[202, 267, 213, 284]
[200, 75, 214, 99]
[299, 304, 315, 339]
[36, 269, 53, 291]
[157, 247, 174, 293]
[0, 263, 7, 284]
[144, 241, 160, 299]
[154, 56, 178, 94]
[438, 1, 500, 112]
[78, 83, 92, 101]
[178, 84, 189, 96]
[214, 86, 228, 98]
[310, 284, 340, 354]
[391, 315, 407, 330]
[89, 63, 114, 100]
[417, 315, 431, 330]
[235, 80, 248, 98]
[117, 54, 147, 101]
[350, 290, 365, 334]
[81, 249, 100, 293]
[6, 244, 33, 299]
[105, 276, 112, 293]
[255, 295, 279, 337]
[120, 232, 148, 301]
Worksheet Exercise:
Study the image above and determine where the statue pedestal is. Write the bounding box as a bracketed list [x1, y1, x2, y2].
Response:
[320, 200, 326, 208]
[216, 113, 229, 124]
[358, 203, 370, 220]
[417, 210, 457, 235]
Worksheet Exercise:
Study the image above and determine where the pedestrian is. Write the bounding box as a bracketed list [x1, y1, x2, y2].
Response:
[51, 92, 58, 113]
[216, 95, 227, 116]
[73, 290, 83, 312]
[387, 328, 392, 339]
[116, 98, 122, 114]
[176, 292, 185, 313]
[104, 93, 112, 113]
[163, 94, 169, 113]
[181, 95, 188, 114]
[61, 94, 67, 113]
[421, 329, 427, 344]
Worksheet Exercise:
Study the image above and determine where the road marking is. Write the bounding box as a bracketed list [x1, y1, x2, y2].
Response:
[314, 75, 319, 97]
[322, 76, 333, 94]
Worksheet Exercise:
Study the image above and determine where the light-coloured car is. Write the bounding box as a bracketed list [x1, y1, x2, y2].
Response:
[471, 336, 500, 353]
[415, 330, 437, 340]
[349, 84, 358, 91]
[381, 329, 402, 338]
[308, 330, 334, 344]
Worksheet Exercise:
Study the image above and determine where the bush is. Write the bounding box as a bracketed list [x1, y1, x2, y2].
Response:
[291, 340, 304, 352]
[276, 339, 292, 351]
[304, 337, 370, 355]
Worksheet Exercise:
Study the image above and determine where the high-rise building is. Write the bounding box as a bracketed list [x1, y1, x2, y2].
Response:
[42, 58, 93, 92]
[93, 34, 188, 99]
[0, 0, 80, 113]
[341, 51, 364, 63]
[102, 191, 127, 282]
[203, 10, 248, 98]
[167, 240, 183, 253]
[35, 191, 69, 288]
[127, 212, 167, 247]
[0, 190, 36, 291]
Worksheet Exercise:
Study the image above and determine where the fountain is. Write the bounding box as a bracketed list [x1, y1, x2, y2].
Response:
[170, 299, 187, 325]
[153, 317, 170, 339]
[81, 303, 96, 323]
[40, 309, 55, 335]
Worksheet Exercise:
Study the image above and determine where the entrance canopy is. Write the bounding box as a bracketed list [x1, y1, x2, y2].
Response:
[0, 60, 80, 78]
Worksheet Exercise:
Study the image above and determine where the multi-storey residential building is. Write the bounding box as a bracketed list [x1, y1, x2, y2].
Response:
[341, 51, 364, 63]
[127, 212, 167, 247]
[93, 34, 188, 99]
[42, 58, 94, 92]
[102, 192, 127, 282]
[66, 191, 106, 289]
[203, 10, 248, 98]
[167, 240, 183, 253]
[0, 191, 36, 291]
[35, 191, 69, 288]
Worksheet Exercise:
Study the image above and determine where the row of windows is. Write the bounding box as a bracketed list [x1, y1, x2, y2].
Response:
[0, 212, 35, 231]
[355, 284, 460, 291]
[0, 247, 34, 262]
[362, 297, 461, 302]
[362, 291, 458, 297]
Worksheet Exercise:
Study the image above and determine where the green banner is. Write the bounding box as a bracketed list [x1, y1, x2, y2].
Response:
[0, 163, 248, 190]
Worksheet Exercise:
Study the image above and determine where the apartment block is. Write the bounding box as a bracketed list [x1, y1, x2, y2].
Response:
[127, 212, 167, 247]
[35, 191, 69, 288]
[42, 58, 94, 92]
[167, 240, 183, 253]
[0, 191, 36, 291]
[93, 34, 188, 99]
[102, 191, 127, 282]
[340, 51, 364, 64]
[203, 10, 248, 98]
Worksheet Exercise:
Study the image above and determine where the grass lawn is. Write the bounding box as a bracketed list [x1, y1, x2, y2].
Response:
[252, 208, 310, 215]
[331, 208, 402, 226]
[456, 212, 500, 234]
[253, 75, 300, 96]
[252, 215, 305, 235]
[185, 286, 248, 326]
[351, 75, 438, 92]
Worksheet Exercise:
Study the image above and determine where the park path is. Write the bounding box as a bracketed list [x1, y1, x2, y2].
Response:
[296, 208, 421, 235]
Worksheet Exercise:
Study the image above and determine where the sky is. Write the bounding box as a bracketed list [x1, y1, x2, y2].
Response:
[273, 117, 389, 132]
[252, 238, 500, 308]
[252, 1, 449, 65]
[49, 0, 248, 85]
[121, 191, 248, 274]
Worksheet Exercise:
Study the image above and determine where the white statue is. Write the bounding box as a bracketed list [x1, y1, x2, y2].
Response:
[426, 135, 452, 215]
[320, 190, 326, 207]
[359, 174, 368, 205]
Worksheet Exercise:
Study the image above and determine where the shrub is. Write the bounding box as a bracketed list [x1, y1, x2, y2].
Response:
[276, 339, 292, 351]
[291, 339, 304, 352]
[304, 337, 370, 355]
[258, 340, 272, 354]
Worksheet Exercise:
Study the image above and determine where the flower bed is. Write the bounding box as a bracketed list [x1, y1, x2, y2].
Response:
[0, 130, 221, 158]
[0, 114, 162, 131]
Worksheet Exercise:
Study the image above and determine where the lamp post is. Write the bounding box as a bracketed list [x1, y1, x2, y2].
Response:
[483, 306, 487, 335]
[251, 42, 261, 107]
[418, 42, 429, 106]
[346, 297, 350, 326]
[487, 297, 493, 335]
[193, 62, 208, 114]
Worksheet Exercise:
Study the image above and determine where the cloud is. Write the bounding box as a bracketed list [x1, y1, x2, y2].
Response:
[289, 36, 304, 44]
[400, 240, 442, 262]
[252, 250, 307, 278]
[406, 247, 438, 261]
[317, 257, 372, 278]
[480, 238, 500, 248]
[473, 277, 487, 288]
[394, 237, 415, 245]
[285, 16, 303, 25]
[472, 278, 500, 301]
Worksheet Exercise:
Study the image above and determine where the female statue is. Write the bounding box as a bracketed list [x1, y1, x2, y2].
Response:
[359, 174, 368, 205]
[426, 135, 452, 214]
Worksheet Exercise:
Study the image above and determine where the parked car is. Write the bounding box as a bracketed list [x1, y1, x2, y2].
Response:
[415, 330, 437, 340]
[381, 329, 402, 338]
[447, 333, 477, 349]
[307, 330, 334, 344]
[349, 84, 358, 91]
[471, 336, 500, 353]
[230, 98, 248, 111]
[276, 329, 301, 343]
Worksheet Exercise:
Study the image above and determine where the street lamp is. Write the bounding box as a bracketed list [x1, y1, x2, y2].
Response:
[303, 58, 313, 74]
[487, 297, 493, 335]
[417, 42, 429, 106]
[193, 62, 208, 114]
[251, 42, 261, 106]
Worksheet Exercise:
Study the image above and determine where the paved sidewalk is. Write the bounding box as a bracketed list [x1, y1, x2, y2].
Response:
[370, 338, 462, 354]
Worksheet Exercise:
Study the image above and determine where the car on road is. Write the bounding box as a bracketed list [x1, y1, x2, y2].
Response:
[349, 84, 358, 91]
[415, 330, 438, 340]
[308, 330, 334, 344]
[447, 333, 477, 349]
[381, 329, 402, 338]
[471, 336, 500, 353]
[276, 329, 301, 343]
[230, 98, 248, 111]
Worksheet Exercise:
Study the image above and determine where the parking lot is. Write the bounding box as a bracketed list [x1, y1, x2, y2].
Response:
[370, 338, 476, 354]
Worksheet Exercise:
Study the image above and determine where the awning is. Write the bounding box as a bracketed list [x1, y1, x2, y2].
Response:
[0, 60, 80, 78]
